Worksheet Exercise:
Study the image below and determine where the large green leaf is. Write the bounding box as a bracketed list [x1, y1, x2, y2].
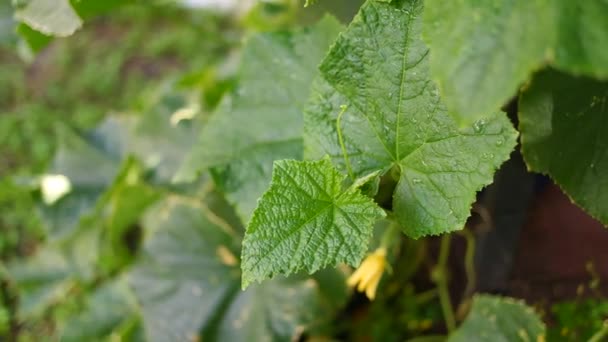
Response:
[449, 295, 545, 342]
[422, 0, 552, 123]
[177, 16, 343, 222]
[519, 70, 608, 225]
[423, 0, 608, 123]
[310, 0, 517, 238]
[241, 159, 385, 287]
[14, 0, 82, 37]
[129, 196, 337, 342]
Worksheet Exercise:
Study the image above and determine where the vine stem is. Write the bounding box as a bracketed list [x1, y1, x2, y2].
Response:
[589, 320, 608, 342]
[433, 234, 456, 333]
[458, 229, 476, 298]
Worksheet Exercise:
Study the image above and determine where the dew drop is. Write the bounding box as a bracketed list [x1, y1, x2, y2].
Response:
[473, 119, 486, 133]
[412, 178, 422, 184]
[495, 138, 504, 146]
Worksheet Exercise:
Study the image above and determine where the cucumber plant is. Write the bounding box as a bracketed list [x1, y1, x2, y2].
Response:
[4, 0, 608, 340]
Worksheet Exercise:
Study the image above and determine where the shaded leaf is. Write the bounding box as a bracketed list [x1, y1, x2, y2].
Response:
[57, 279, 142, 342]
[449, 295, 545, 342]
[519, 70, 608, 225]
[129, 196, 335, 342]
[177, 16, 343, 222]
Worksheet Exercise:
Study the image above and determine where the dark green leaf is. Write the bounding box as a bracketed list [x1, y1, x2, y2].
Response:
[519, 70, 608, 225]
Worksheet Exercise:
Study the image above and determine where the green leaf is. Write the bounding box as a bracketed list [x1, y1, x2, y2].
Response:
[129, 196, 240, 342]
[56, 279, 142, 342]
[177, 16, 343, 222]
[38, 87, 199, 240]
[519, 70, 608, 225]
[129, 196, 334, 342]
[7, 247, 75, 318]
[422, 0, 552, 123]
[14, 0, 82, 37]
[241, 159, 385, 288]
[86, 158, 161, 275]
[310, 0, 517, 238]
[551, 1, 608, 80]
[448, 295, 545, 342]
[39, 123, 123, 241]
[202, 276, 326, 341]
[126, 89, 202, 184]
[423, 0, 608, 123]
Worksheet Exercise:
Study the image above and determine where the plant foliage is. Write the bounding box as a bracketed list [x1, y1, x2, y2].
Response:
[3, 0, 608, 340]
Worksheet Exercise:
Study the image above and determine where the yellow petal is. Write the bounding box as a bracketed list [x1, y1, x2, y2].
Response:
[347, 265, 367, 287]
[364, 271, 382, 300]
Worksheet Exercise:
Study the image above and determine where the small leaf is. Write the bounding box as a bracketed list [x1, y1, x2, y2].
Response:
[310, 0, 517, 238]
[519, 70, 608, 225]
[241, 159, 385, 288]
[449, 295, 545, 342]
[177, 16, 343, 222]
[14, 0, 82, 37]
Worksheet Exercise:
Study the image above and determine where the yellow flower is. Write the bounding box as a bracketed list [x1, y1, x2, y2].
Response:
[347, 247, 387, 300]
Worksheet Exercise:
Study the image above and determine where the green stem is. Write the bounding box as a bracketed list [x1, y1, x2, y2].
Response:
[380, 221, 400, 250]
[336, 104, 354, 180]
[415, 288, 438, 304]
[458, 229, 477, 297]
[589, 321, 608, 342]
[433, 234, 456, 333]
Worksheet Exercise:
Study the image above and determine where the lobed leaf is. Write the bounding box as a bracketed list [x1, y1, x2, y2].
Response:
[241, 159, 385, 287]
[308, 0, 517, 238]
